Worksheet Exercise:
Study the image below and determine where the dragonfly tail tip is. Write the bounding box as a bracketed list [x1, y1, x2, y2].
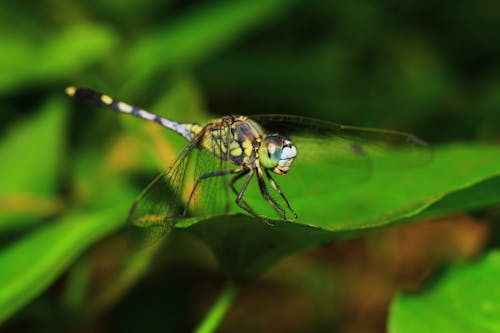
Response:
[65, 86, 76, 97]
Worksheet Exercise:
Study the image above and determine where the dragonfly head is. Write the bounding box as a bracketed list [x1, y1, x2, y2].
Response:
[259, 135, 297, 175]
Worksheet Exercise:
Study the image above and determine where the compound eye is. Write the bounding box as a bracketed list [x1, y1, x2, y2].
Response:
[266, 137, 282, 157]
[259, 136, 284, 169]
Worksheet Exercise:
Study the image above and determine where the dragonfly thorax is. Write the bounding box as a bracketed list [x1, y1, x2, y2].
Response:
[259, 134, 297, 175]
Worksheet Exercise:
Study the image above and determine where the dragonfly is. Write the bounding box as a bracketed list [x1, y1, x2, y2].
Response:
[66, 86, 429, 242]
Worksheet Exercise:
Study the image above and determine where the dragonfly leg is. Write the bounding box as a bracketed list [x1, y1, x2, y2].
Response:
[230, 168, 249, 194]
[234, 169, 273, 225]
[256, 169, 287, 221]
[231, 168, 267, 218]
[229, 168, 251, 210]
[222, 167, 247, 213]
[184, 169, 238, 216]
[264, 169, 298, 220]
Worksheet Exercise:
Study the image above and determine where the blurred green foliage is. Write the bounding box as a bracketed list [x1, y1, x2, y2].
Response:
[390, 251, 500, 332]
[0, 0, 499, 332]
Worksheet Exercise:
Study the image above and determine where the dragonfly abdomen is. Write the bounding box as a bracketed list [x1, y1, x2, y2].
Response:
[65, 86, 202, 141]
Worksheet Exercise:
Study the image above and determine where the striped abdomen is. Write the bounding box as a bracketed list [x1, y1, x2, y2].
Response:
[65, 86, 202, 141]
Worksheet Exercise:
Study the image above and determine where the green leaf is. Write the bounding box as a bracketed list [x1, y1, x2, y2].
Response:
[175, 144, 500, 280]
[0, 205, 128, 324]
[124, 0, 294, 91]
[389, 251, 500, 333]
[0, 98, 66, 195]
[411, 173, 500, 220]
[0, 24, 118, 94]
[230, 143, 500, 230]
[0, 97, 68, 230]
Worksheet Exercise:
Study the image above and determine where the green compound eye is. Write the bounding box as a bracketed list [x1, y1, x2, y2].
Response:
[260, 137, 281, 168]
[260, 135, 297, 175]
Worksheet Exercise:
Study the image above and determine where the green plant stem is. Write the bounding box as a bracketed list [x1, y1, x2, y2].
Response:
[194, 281, 238, 333]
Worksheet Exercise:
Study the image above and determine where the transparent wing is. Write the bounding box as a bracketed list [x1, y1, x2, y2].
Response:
[127, 142, 194, 247]
[188, 125, 232, 217]
[127, 126, 234, 247]
[251, 114, 431, 172]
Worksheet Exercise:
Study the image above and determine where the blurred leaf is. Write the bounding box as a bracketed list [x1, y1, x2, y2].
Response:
[70, 146, 144, 210]
[86, 0, 173, 20]
[0, 98, 66, 194]
[124, 0, 294, 91]
[136, 74, 211, 172]
[0, 24, 118, 94]
[389, 251, 500, 333]
[61, 258, 91, 312]
[0, 97, 67, 230]
[87, 241, 161, 316]
[173, 144, 500, 280]
[0, 205, 128, 324]
[151, 75, 208, 124]
[178, 214, 346, 280]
